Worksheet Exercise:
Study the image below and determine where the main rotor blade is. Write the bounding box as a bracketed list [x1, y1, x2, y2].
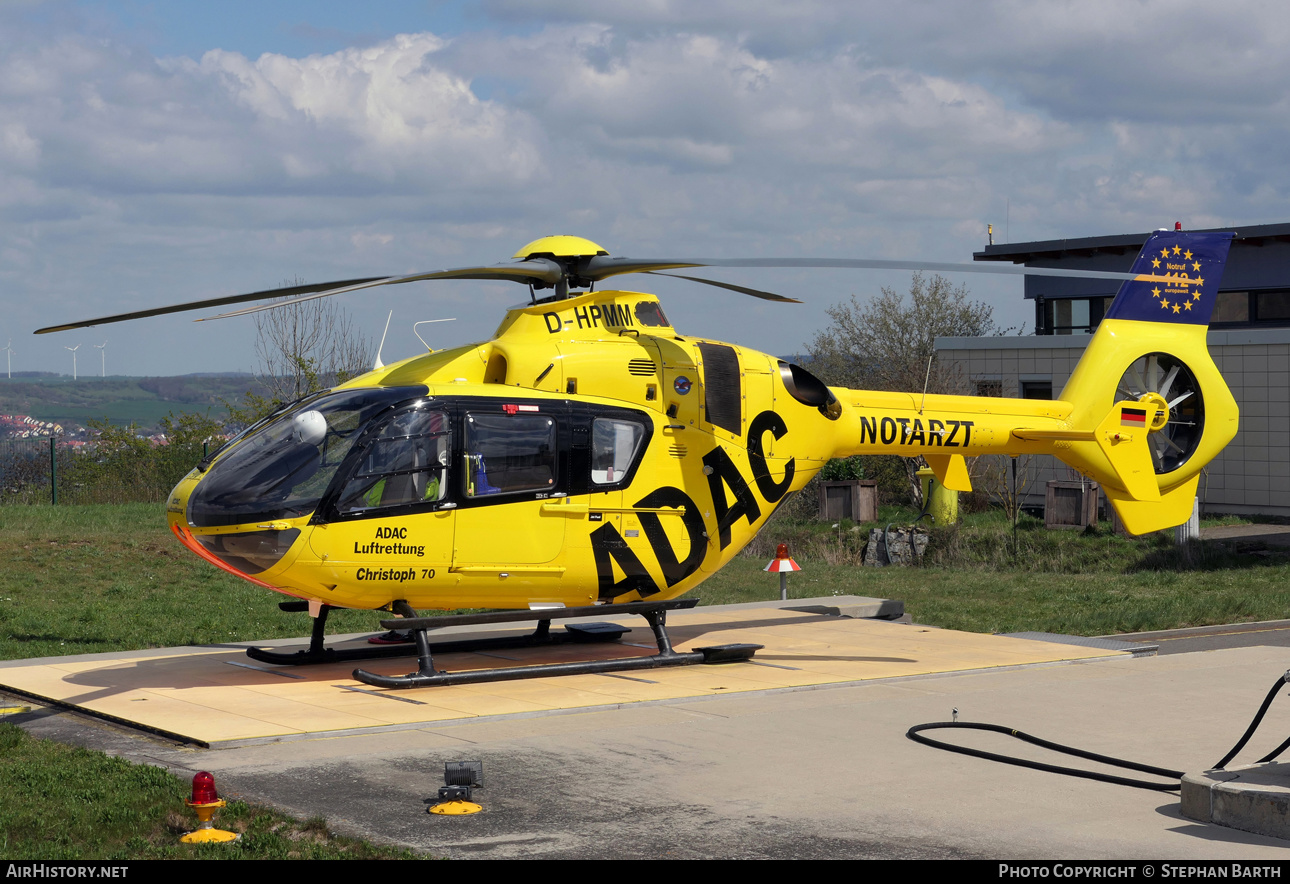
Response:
[34, 278, 386, 334]
[36, 260, 563, 333]
[37, 244, 1183, 336]
[202, 259, 562, 321]
[642, 271, 802, 303]
[583, 255, 1176, 284]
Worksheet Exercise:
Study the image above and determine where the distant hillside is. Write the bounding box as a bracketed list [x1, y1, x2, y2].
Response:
[0, 375, 272, 433]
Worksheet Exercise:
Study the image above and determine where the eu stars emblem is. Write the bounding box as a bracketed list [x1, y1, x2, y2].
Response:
[1103, 231, 1234, 326]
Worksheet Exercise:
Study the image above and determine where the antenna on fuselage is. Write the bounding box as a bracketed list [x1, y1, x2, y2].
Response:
[373, 311, 393, 370]
[413, 318, 457, 353]
[919, 353, 934, 414]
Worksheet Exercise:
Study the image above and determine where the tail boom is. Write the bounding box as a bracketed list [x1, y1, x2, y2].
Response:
[825, 229, 1238, 534]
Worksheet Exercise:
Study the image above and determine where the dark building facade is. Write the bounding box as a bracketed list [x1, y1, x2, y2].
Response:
[975, 222, 1290, 337]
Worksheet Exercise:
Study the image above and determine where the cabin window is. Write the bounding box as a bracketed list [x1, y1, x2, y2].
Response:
[337, 408, 451, 514]
[634, 301, 670, 327]
[464, 413, 558, 498]
[591, 418, 646, 485]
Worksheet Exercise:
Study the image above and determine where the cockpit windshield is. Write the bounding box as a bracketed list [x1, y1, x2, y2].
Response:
[187, 386, 427, 527]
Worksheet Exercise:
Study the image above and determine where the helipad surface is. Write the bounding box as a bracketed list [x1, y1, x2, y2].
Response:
[0, 602, 1124, 747]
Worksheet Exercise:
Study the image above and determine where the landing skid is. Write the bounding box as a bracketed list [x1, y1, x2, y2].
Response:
[353, 599, 761, 689]
[245, 599, 762, 690]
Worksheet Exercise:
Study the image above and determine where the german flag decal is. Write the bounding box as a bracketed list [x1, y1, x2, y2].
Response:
[1121, 407, 1147, 428]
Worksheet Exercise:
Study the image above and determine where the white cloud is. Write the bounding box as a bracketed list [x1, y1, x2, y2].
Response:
[0, 123, 40, 169]
[2, 5, 1289, 375]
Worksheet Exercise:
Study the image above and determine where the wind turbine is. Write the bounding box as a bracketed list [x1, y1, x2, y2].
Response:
[1, 341, 10, 379]
[65, 344, 79, 381]
[95, 341, 107, 377]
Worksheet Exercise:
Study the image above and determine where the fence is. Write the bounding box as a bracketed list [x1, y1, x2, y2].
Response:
[0, 437, 212, 506]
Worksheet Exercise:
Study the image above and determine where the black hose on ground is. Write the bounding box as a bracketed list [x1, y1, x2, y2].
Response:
[906, 721, 1185, 792]
[1212, 671, 1290, 770]
[907, 670, 1290, 792]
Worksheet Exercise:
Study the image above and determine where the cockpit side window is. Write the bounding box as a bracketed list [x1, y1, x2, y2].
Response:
[337, 409, 451, 515]
[591, 418, 645, 485]
[463, 413, 557, 498]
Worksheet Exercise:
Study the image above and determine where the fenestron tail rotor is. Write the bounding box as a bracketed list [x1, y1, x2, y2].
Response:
[35, 233, 1182, 335]
[1116, 352, 1204, 474]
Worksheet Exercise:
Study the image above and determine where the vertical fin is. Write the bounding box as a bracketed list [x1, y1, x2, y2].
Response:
[1051, 229, 1238, 532]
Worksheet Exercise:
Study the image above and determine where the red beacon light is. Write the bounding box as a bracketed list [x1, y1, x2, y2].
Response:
[181, 771, 239, 844]
[764, 543, 802, 600]
[190, 771, 219, 805]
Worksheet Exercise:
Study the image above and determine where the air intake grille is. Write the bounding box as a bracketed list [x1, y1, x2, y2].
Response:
[668, 444, 688, 458]
[697, 342, 742, 435]
[628, 359, 657, 376]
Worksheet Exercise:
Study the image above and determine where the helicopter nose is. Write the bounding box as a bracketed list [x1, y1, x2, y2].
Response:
[166, 466, 203, 532]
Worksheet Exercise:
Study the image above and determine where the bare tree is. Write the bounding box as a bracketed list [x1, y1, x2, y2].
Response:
[808, 273, 1015, 507]
[982, 454, 1036, 520]
[809, 272, 1008, 393]
[229, 283, 373, 425]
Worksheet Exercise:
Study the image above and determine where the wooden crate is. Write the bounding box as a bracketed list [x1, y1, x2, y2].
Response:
[1045, 480, 1099, 530]
[818, 480, 878, 522]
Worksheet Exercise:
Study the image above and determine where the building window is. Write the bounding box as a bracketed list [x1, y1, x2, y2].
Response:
[1256, 291, 1290, 321]
[1207, 289, 1290, 326]
[1021, 380, 1053, 399]
[1212, 291, 1250, 324]
[975, 379, 1003, 397]
[1042, 297, 1109, 335]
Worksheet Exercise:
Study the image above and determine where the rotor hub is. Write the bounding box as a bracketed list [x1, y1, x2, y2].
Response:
[513, 235, 608, 260]
[1138, 391, 1170, 432]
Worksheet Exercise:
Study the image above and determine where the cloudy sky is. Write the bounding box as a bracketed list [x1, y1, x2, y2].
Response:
[2, 0, 1286, 377]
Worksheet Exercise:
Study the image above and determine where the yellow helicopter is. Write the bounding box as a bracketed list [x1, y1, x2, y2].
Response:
[37, 230, 1236, 687]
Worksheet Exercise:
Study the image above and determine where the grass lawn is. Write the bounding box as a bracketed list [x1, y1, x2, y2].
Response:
[696, 508, 1290, 636]
[0, 503, 391, 661]
[0, 723, 416, 859]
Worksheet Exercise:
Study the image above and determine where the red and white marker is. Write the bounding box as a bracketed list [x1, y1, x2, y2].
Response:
[764, 543, 802, 600]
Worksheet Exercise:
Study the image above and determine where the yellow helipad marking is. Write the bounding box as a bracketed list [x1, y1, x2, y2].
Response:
[0, 607, 1122, 746]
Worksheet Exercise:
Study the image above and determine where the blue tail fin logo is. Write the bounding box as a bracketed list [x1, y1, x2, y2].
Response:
[1103, 230, 1234, 326]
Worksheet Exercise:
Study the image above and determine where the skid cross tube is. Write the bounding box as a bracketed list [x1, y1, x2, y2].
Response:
[247, 602, 433, 667]
[351, 599, 761, 689]
[375, 599, 697, 632]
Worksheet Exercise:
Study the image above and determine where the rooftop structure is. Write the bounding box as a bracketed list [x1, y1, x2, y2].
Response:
[975, 222, 1290, 336]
